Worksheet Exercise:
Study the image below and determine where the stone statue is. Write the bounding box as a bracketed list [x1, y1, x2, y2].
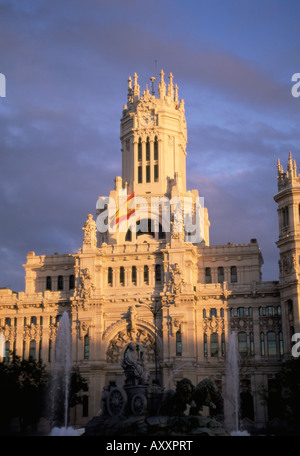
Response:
[83, 214, 97, 248]
[160, 377, 222, 416]
[121, 342, 150, 385]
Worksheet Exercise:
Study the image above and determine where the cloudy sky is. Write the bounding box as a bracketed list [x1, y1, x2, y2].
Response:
[1, 0, 300, 291]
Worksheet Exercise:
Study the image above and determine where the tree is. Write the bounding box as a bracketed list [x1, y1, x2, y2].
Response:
[274, 358, 300, 433]
[0, 352, 49, 433]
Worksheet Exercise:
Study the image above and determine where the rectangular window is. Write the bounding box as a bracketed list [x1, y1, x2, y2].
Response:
[211, 333, 218, 357]
[230, 266, 237, 283]
[146, 138, 150, 161]
[138, 139, 142, 161]
[120, 267, 125, 286]
[154, 137, 158, 160]
[217, 267, 224, 283]
[138, 166, 142, 183]
[176, 331, 182, 356]
[205, 267, 211, 284]
[69, 274, 75, 289]
[210, 308, 217, 317]
[154, 164, 159, 182]
[267, 332, 277, 356]
[238, 332, 248, 356]
[144, 265, 149, 284]
[146, 165, 150, 183]
[155, 264, 161, 283]
[46, 276, 52, 291]
[132, 266, 137, 285]
[108, 267, 113, 286]
[84, 335, 89, 360]
[58, 275, 64, 291]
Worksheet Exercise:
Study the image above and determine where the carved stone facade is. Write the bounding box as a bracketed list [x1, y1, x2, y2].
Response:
[0, 71, 299, 431]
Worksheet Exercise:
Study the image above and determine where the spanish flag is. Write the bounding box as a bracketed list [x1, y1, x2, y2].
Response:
[109, 192, 135, 228]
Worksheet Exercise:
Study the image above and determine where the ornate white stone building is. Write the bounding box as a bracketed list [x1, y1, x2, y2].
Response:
[0, 70, 299, 430]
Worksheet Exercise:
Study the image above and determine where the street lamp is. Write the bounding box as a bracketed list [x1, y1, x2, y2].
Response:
[136, 299, 164, 385]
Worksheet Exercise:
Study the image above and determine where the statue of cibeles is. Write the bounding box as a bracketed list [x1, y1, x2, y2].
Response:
[121, 342, 150, 385]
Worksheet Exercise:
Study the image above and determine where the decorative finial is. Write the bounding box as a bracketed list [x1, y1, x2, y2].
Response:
[133, 72, 140, 99]
[158, 69, 166, 98]
[167, 72, 174, 98]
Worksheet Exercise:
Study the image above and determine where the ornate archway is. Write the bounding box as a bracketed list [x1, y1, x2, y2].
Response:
[106, 325, 156, 364]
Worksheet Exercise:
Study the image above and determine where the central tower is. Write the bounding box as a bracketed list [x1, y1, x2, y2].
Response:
[120, 71, 187, 197]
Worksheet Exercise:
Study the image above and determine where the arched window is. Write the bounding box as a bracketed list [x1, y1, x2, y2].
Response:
[136, 218, 155, 238]
[210, 308, 217, 317]
[203, 309, 206, 318]
[132, 266, 137, 285]
[120, 267, 125, 286]
[108, 267, 113, 286]
[176, 331, 182, 356]
[230, 266, 237, 283]
[211, 333, 218, 357]
[238, 307, 245, 317]
[155, 264, 161, 283]
[248, 307, 253, 317]
[29, 340, 36, 360]
[30, 316, 37, 325]
[5, 317, 11, 326]
[138, 138, 142, 161]
[84, 334, 89, 360]
[58, 275, 64, 291]
[205, 267, 212, 284]
[146, 137, 150, 161]
[267, 331, 277, 356]
[144, 265, 149, 284]
[217, 267, 224, 283]
[238, 332, 247, 356]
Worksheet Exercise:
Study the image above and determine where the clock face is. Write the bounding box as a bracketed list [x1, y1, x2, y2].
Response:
[140, 112, 155, 127]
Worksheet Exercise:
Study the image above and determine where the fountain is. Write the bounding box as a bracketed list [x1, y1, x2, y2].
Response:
[49, 311, 79, 436]
[224, 331, 249, 435]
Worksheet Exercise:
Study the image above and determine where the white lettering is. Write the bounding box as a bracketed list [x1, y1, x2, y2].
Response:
[291, 333, 300, 357]
[0, 73, 5, 97]
[291, 73, 300, 98]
